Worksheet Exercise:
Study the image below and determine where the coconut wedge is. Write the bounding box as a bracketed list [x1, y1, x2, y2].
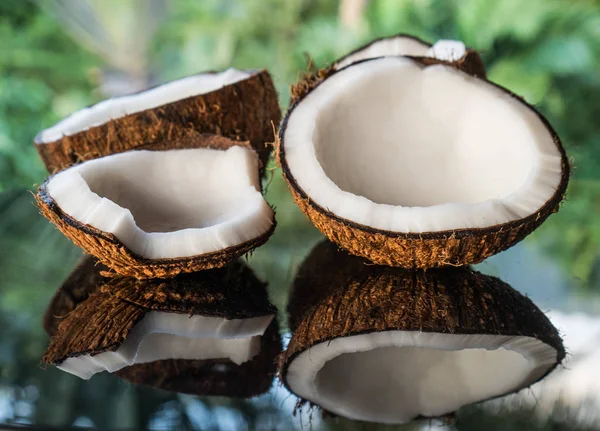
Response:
[37, 144, 275, 278]
[279, 48, 568, 268]
[42, 260, 282, 396]
[281, 241, 564, 423]
[35, 69, 280, 173]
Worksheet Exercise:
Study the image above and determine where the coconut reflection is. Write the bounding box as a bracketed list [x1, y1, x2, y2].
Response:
[42, 257, 281, 398]
[281, 240, 564, 424]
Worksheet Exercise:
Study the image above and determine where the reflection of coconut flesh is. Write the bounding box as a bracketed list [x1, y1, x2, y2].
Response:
[59, 312, 274, 380]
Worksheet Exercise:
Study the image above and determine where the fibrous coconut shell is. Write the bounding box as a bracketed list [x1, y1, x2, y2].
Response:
[281, 240, 565, 398]
[43, 255, 108, 337]
[36, 179, 276, 279]
[42, 261, 281, 397]
[35, 70, 281, 174]
[278, 53, 569, 269]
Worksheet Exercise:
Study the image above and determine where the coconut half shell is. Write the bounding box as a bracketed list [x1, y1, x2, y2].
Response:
[35, 69, 281, 174]
[42, 261, 282, 396]
[281, 240, 564, 424]
[279, 50, 568, 269]
[37, 145, 275, 278]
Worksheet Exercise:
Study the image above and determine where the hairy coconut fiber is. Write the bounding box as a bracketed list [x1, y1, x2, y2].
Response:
[43, 255, 108, 336]
[42, 259, 282, 397]
[115, 318, 282, 397]
[36, 182, 276, 279]
[278, 62, 569, 269]
[35, 70, 280, 174]
[280, 240, 565, 400]
[42, 259, 275, 338]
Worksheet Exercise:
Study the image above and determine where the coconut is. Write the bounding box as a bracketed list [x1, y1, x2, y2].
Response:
[35, 68, 281, 173]
[42, 260, 281, 397]
[334, 33, 432, 69]
[292, 37, 485, 106]
[36, 144, 275, 278]
[278, 49, 568, 268]
[281, 240, 565, 424]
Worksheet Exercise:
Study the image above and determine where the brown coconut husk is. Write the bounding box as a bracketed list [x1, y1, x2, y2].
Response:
[43, 255, 108, 336]
[115, 318, 282, 397]
[278, 56, 569, 269]
[36, 180, 276, 279]
[35, 70, 281, 174]
[280, 240, 565, 400]
[42, 261, 280, 398]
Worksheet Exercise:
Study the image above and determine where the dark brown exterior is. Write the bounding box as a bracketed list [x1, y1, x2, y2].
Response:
[43, 255, 108, 336]
[43, 260, 278, 366]
[281, 240, 565, 407]
[35, 70, 281, 174]
[36, 181, 276, 279]
[278, 55, 569, 269]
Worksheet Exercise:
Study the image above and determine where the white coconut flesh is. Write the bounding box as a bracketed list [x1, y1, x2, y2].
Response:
[58, 311, 275, 380]
[286, 331, 558, 424]
[283, 56, 563, 233]
[37, 68, 251, 143]
[335, 36, 431, 69]
[46, 146, 274, 259]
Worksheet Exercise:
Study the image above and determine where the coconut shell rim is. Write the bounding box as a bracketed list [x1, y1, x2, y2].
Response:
[278, 55, 570, 241]
[38, 179, 276, 267]
[34, 69, 271, 145]
[280, 326, 565, 417]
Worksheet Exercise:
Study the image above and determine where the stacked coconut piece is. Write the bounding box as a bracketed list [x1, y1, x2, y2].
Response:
[277, 35, 570, 423]
[37, 69, 282, 396]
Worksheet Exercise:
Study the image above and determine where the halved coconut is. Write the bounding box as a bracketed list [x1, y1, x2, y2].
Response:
[37, 144, 275, 278]
[42, 260, 281, 397]
[35, 68, 281, 173]
[281, 240, 564, 424]
[279, 54, 569, 268]
[334, 33, 431, 70]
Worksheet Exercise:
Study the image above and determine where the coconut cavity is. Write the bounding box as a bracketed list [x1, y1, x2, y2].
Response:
[283, 56, 564, 234]
[39, 146, 274, 276]
[37, 69, 250, 143]
[281, 241, 564, 424]
[288, 332, 556, 423]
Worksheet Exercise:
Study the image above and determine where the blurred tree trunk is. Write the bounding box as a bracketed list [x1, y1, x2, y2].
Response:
[339, 0, 369, 31]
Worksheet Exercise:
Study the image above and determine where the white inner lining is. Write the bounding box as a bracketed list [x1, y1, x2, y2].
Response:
[38, 68, 251, 143]
[58, 311, 275, 380]
[283, 57, 563, 233]
[47, 146, 274, 259]
[286, 331, 557, 424]
[335, 36, 430, 69]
